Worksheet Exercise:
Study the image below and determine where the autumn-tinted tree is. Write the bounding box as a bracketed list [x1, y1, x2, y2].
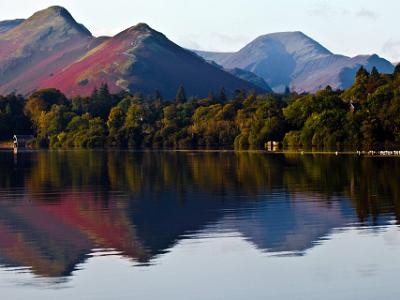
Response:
[107, 107, 126, 146]
[24, 89, 68, 123]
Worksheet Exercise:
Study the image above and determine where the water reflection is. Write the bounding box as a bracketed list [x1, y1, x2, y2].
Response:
[0, 150, 399, 279]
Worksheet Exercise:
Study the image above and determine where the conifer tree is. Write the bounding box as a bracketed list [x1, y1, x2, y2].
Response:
[154, 89, 162, 102]
[219, 87, 227, 102]
[370, 66, 380, 83]
[208, 91, 215, 102]
[176, 85, 187, 103]
[91, 87, 99, 100]
[394, 63, 400, 79]
[99, 83, 111, 102]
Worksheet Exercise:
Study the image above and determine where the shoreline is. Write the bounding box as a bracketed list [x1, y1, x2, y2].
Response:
[1, 147, 400, 156]
[0, 142, 12, 150]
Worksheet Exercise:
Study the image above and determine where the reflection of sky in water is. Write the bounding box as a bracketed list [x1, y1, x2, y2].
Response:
[0, 225, 399, 300]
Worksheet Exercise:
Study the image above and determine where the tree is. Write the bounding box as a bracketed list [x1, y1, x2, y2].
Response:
[89, 83, 115, 119]
[370, 66, 380, 82]
[107, 107, 125, 130]
[341, 67, 371, 103]
[233, 89, 246, 101]
[124, 104, 146, 147]
[99, 83, 111, 99]
[248, 97, 286, 148]
[71, 96, 90, 115]
[86, 118, 107, 147]
[367, 66, 384, 93]
[300, 110, 346, 148]
[208, 91, 215, 102]
[219, 87, 227, 102]
[176, 85, 187, 103]
[394, 63, 400, 79]
[63, 114, 106, 148]
[24, 89, 68, 128]
[356, 66, 370, 80]
[107, 107, 126, 146]
[154, 90, 163, 102]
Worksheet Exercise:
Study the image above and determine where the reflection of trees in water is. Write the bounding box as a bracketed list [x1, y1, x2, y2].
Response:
[1, 151, 399, 223]
[283, 154, 400, 223]
[0, 151, 399, 278]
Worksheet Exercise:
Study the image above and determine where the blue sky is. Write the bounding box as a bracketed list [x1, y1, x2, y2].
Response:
[1, 0, 399, 62]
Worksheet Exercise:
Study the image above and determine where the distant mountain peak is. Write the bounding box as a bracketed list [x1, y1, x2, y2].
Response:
[29, 6, 74, 23]
[38, 6, 71, 16]
[0, 6, 96, 94]
[253, 31, 332, 57]
[115, 23, 157, 40]
[131, 23, 153, 32]
[22, 5, 92, 37]
[196, 30, 394, 93]
[259, 31, 306, 38]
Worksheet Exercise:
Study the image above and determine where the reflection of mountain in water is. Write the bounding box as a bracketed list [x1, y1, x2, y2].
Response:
[222, 196, 355, 254]
[0, 191, 149, 277]
[0, 151, 398, 278]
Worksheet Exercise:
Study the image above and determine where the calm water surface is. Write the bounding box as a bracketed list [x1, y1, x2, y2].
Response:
[0, 150, 399, 299]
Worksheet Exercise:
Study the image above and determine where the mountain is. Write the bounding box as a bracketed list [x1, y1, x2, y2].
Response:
[1, 7, 393, 97]
[292, 53, 395, 92]
[196, 32, 395, 93]
[202, 58, 272, 91]
[0, 7, 262, 98]
[0, 6, 96, 95]
[0, 19, 24, 34]
[40, 23, 261, 98]
[227, 68, 272, 92]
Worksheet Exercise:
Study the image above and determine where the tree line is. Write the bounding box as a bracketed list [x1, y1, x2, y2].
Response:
[1, 64, 400, 150]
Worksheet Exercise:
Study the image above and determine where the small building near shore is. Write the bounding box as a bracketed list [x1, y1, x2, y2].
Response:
[13, 135, 34, 150]
[265, 141, 280, 152]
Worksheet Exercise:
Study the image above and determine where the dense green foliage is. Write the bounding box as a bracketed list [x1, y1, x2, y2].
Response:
[0, 94, 32, 140]
[282, 66, 400, 149]
[1, 65, 400, 150]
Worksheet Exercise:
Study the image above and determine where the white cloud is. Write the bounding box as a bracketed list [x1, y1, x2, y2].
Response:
[355, 9, 378, 20]
[307, 3, 378, 21]
[93, 26, 128, 37]
[307, 2, 349, 18]
[382, 39, 400, 62]
[177, 33, 250, 52]
[177, 35, 202, 50]
[211, 34, 250, 51]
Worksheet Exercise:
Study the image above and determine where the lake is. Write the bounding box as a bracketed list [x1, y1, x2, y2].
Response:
[0, 150, 399, 299]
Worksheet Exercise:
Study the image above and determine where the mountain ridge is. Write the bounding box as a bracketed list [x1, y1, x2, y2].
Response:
[0, 6, 396, 96]
[0, 6, 96, 95]
[0, 19, 25, 34]
[0, 7, 262, 97]
[195, 31, 394, 92]
[41, 21, 262, 97]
